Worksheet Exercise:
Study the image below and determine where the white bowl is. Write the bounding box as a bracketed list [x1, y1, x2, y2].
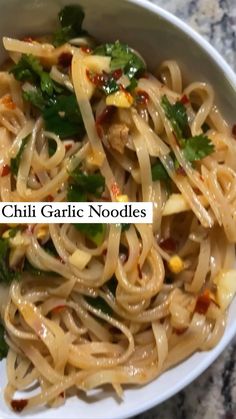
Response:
[0, 1, 236, 418]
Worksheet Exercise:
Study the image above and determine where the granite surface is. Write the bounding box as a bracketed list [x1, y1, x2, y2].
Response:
[136, 1, 236, 419]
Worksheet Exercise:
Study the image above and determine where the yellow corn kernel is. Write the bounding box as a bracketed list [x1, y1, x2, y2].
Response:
[168, 255, 184, 274]
[106, 91, 134, 108]
[116, 194, 129, 203]
[36, 226, 48, 240]
[86, 150, 104, 168]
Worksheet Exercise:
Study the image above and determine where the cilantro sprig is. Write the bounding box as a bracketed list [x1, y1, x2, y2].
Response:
[0, 323, 8, 360]
[10, 135, 30, 176]
[0, 238, 19, 284]
[161, 95, 215, 163]
[53, 5, 87, 46]
[94, 41, 145, 81]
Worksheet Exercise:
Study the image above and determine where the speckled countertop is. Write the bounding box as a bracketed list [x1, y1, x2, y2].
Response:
[136, 1, 236, 419]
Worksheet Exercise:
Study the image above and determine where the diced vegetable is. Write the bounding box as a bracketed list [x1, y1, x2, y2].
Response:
[163, 194, 190, 216]
[116, 194, 129, 202]
[214, 270, 236, 310]
[69, 249, 91, 270]
[106, 90, 133, 108]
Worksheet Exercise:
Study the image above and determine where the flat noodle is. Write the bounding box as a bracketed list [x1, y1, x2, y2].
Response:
[0, 17, 235, 415]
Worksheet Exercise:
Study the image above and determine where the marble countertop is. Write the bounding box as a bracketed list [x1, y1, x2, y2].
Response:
[136, 1, 236, 419]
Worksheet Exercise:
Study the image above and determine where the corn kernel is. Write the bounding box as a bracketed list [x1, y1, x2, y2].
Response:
[168, 255, 184, 274]
[116, 194, 129, 203]
[106, 91, 134, 108]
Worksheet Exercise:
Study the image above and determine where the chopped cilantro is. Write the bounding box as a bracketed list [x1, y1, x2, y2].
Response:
[43, 94, 85, 139]
[182, 135, 215, 162]
[67, 168, 105, 202]
[10, 54, 54, 96]
[85, 295, 113, 316]
[161, 95, 189, 139]
[0, 238, 19, 284]
[151, 160, 170, 182]
[53, 5, 86, 46]
[0, 323, 8, 360]
[94, 41, 145, 81]
[10, 135, 30, 176]
[74, 223, 106, 246]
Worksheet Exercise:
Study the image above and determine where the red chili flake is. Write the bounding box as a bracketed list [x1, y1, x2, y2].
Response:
[59, 392, 65, 398]
[136, 90, 149, 106]
[81, 46, 92, 54]
[111, 182, 121, 198]
[159, 237, 177, 253]
[86, 69, 105, 87]
[194, 289, 211, 315]
[65, 143, 73, 151]
[103, 249, 107, 256]
[180, 94, 189, 105]
[96, 106, 116, 126]
[1, 164, 10, 177]
[52, 305, 66, 315]
[176, 166, 186, 176]
[232, 124, 236, 137]
[111, 69, 122, 80]
[173, 327, 187, 335]
[141, 72, 149, 79]
[193, 187, 201, 194]
[58, 52, 72, 67]
[47, 195, 54, 202]
[11, 399, 28, 412]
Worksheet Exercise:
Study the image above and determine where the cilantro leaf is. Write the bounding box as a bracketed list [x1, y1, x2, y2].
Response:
[69, 170, 105, 195]
[85, 295, 113, 316]
[0, 323, 8, 360]
[10, 54, 54, 96]
[0, 238, 19, 284]
[10, 135, 30, 176]
[182, 135, 215, 162]
[151, 160, 170, 182]
[74, 223, 106, 246]
[161, 95, 189, 139]
[43, 94, 85, 139]
[53, 5, 86, 47]
[23, 89, 46, 111]
[94, 41, 145, 80]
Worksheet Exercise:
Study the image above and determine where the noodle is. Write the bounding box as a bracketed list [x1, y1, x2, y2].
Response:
[0, 4, 235, 414]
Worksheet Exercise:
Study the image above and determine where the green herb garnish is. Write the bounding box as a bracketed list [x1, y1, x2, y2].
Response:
[161, 95, 188, 139]
[85, 295, 113, 316]
[0, 323, 8, 360]
[151, 160, 170, 182]
[53, 5, 86, 47]
[10, 135, 30, 176]
[94, 41, 145, 81]
[182, 135, 215, 162]
[74, 223, 106, 246]
[0, 238, 19, 284]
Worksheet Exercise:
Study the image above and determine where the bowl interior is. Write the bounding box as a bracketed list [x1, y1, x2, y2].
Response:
[0, 0, 236, 418]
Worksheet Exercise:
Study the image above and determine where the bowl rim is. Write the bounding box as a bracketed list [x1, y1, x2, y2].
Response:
[118, 0, 236, 417]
